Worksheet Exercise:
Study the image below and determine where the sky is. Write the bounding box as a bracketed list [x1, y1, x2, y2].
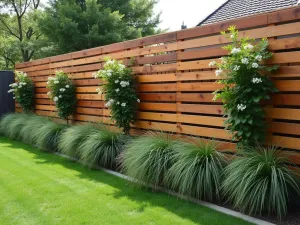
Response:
[154, 0, 228, 31]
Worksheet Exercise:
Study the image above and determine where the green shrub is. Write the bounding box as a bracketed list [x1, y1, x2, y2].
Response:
[0, 113, 31, 140]
[8, 71, 35, 113]
[36, 121, 68, 152]
[79, 126, 126, 169]
[166, 139, 226, 202]
[122, 131, 183, 188]
[19, 115, 51, 145]
[47, 71, 76, 123]
[223, 146, 300, 219]
[58, 124, 102, 159]
[94, 58, 139, 134]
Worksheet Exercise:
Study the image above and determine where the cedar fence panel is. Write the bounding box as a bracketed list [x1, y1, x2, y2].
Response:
[15, 6, 300, 164]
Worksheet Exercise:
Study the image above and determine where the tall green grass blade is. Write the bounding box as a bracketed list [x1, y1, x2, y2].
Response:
[166, 138, 226, 202]
[223, 145, 300, 219]
[58, 123, 103, 159]
[79, 126, 126, 169]
[122, 131, 183, 188]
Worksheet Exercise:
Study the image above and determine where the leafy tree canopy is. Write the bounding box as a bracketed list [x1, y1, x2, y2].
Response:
[38, 0, 161, 53]
[0, 0, 58, 69]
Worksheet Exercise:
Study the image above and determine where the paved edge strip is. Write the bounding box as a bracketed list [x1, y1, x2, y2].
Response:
[55, 153, 276, 225]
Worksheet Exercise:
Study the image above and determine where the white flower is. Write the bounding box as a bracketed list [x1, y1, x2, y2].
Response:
[115, 80, 119, 83]
[13, 97, 15, 99]
[241, 58, 249, 64]
[252, 78, 262, 84]
[65, 85, 70, 88]
[23, 73, 27, 77]
[48, 77, 55, 81]
[120, 81, 129, 87]
[60, 88, 66, 92]
[233, 65, 240, 71]
[96, 88, 102, 94]
[47, 91, 51, 96]
[237, 104, 247, 111]
[137, 99, 140, 103]
[255, 55, 262, 61]
[107, 72, 112, 77]
[252, 63, 259, 68]
[231, 48, 241, 54]
[115, 88, 120, 93]
[106, 60, 114, 65]
[54, 80, 59, 84]
[105, 99, 114, 107]
[59, 95, 62, 98]
[220, 57, 226, 63]
[7, 89, 14, 93]
[117, 102, 120, 105]
[53, 97, 59, 102]
[92, 73, 97, 78]
[212, 95, 217, 101]
[230, 34, 234, 39]
[215, 69, 223, 77]
[244, 44, 254, 50]
[22, 82, 26, 85]
[121, 103, 126, 107]
[119, 64, 125, 71]
[209, 61, 217, 67]
[9, 83, 18, 87]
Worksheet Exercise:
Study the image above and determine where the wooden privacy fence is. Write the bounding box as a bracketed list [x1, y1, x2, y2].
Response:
[15, 6, 300, 164]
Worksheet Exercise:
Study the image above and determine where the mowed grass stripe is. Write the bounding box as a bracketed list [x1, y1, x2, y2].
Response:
[0, 136, 253, 225]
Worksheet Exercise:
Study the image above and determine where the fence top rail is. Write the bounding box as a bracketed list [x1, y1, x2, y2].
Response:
[15, 5, 300, 69]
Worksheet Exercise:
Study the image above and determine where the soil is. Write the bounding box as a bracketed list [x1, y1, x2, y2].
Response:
[217, 203, 300, 225]
[259, 207, 300, 225]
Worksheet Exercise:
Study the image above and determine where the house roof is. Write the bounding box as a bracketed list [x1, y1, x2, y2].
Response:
[197, 0, 299, 26]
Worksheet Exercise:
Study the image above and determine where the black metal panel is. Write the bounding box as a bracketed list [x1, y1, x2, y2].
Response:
[0, 71, 15, 117]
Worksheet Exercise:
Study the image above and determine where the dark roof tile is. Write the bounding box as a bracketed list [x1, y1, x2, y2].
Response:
[198, 0, 299, 26]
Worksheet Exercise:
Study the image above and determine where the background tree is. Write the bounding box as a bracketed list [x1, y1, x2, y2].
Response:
[0, 0, 57, 68]
[38, 0, 161, 53]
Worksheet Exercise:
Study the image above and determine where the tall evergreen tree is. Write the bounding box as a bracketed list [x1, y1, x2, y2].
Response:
[39, 0, 160, 53]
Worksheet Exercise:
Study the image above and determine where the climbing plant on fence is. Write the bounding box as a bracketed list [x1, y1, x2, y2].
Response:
[47, 71, 76, 123]
[94, 58, 139, 134]
[211, 26, 278, 146]
[8, 71, 34, 113]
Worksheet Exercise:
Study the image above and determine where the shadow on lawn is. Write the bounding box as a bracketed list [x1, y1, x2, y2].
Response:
[1, 137, 248, 225]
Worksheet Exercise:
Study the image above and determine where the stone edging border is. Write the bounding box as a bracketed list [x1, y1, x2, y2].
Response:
[55, 153, 276, 225]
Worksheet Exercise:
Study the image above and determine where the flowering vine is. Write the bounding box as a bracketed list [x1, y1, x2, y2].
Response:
[211, 26, 278, 146]
[47, 71, 76, 123]
[93, 58, 139, 134]
[8, 71, 34, 113]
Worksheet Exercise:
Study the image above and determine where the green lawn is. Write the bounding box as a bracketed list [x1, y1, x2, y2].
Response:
[0, 136, 252, 225]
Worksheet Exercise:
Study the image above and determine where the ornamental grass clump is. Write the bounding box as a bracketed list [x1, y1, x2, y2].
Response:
[93, 58, 139, 134]
[166, 139, 226, 202]
[223, 146, 300, 219]
[122, 131, 183, 188]
[47, 71, 76, 123]
[19, 115, 51, 145]
[58, 124, 103, 159]
[0, 113, 30, 140]
[35, 121, 68, 152]
[211, 26, 278, 146]
[78, 126, 127, 169]
[8, 71, 34, 113]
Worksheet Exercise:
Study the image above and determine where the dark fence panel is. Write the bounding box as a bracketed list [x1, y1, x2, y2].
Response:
[0, 71, 15, 117]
